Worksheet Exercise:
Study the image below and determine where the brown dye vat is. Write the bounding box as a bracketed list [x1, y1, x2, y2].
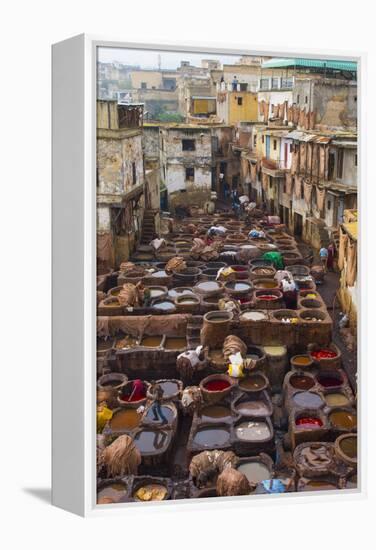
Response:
[324, 392, 350, 407]
[300, 298, 322, 309]
[141, 336, 163, 347]
[164, 337, 187, 350]
[249, 259, 273, 268]
[134, 429, 171, 453]
[110, 408, 141, 431]
[97, 339, 113, 352]
[253, 279, 278, 289]
[250, 266, 276, 278]
[97, 483, 128, 503]
[115, 335, 139, 349]
[239, 374, 268, 392]
[300, 309, 327, 322]
[292, 391, 324, 409]
[335, 434, 357, 468]
[237, 462, 271, 484]
[329, 410, 357, 430]
[304, 480, 337, 491]
[193, 426, 231, 448]
[235, 421, 271, 441]
[289, 374, 315, 390]
[200, 405, 232, 421]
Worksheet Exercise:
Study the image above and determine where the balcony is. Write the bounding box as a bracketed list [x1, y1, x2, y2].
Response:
[261, 157, 288, 177]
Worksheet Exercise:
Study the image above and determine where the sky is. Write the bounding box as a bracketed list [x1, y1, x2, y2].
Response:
[97, 46, 244, 70]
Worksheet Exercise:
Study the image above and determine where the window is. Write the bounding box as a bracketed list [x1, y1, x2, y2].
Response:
[355, 153, 357, 166]
[289, 143, 293, 153]
[262, 135, 265, 144]
[283, 182, 287, 193]
[305, 96, 308, 104]
[140, 82, 147, 89]
[327, 200, 331, 211]
[239, 83, 248, 91]
[182, 139, 196, 151]
[354, 96, 357, 102]
[185, 167, 194, 181]
[271, 77, 279, 89]
[253, 135, 257, 147]
[260, 78, 269, 90]
[337, 149, 344, 179]
[297, 94, 300, 104]
[273, 139, 277, 151]
[237, 97, 243, 106]
[132, 162, 137, 186]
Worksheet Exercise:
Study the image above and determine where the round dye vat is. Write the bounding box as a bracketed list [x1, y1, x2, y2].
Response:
[239, 375, 266, 391]
[144, 405, 175, 424]
[151, 270, 168, 277]
[164, 337, 187, 350]
[110, 409, 141, 431]
[241, 311, 267, 321]
[200, 405, 232, 420]
[329, 411, 357, 430]
[226, 282, 251, 293]
[235, 421, 271, 441]
[196, 281, 221, 293]
[235, 400, 269, 416]
[292, 355, 312, 367]
[141, 336, 163, 348]
[340, 437, 357, 459]
[292, 391, 324, 409]
[168, 288, 193, 299]
[97, 483, 127, 503]
[256, 294, 278, 301]
[295, 416, 323, 429]
[204, 379, 231, 392]
[193, 426, 230, 448]
[263, 345, 286, 356]
[134, 429, 170, 453]
[311, 349, 337, 360]
[305, 480, 337, 491]
[149, 288, 166, 299]
[238, 462, 271, 484]
[254, 280, 278, 289]
[152, 301, 175, 311]
[317, 373, 343, 388]
[133, 483, 168, 502]
[324, 393, 350, 407]
[290, 375, 315, 390]
[159, 381, 179, 398]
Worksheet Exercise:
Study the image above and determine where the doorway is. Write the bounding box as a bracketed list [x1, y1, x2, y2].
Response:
[294, 212, 303, 237]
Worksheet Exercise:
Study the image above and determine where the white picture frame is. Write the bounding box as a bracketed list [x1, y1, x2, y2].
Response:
[52, 34, 365, 517]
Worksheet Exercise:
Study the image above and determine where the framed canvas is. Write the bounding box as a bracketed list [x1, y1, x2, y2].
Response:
[52, 35, 365, 517]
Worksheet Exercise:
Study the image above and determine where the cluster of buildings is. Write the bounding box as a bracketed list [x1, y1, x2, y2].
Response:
[97, 56, 358, 324]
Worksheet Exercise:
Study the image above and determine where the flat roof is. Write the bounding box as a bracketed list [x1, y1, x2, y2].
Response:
[262, 58, 357, 72]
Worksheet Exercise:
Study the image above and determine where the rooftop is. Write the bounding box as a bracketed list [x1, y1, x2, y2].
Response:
[262, 58, 357, 73]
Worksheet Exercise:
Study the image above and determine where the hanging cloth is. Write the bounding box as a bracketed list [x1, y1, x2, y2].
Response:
[285, 172, 293, 195]
[346, 238, 357, 287]
[338, 227, 348, 271]
[316, 186, 326, 212]
[294, 175, 302, 198]
[304, 181, 313, 205]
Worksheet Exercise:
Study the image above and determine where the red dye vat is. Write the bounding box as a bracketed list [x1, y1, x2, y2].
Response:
[317, 375, 342, 388]
[239, 296, 251, 303]
[232, 266, 247, 272]
[296, 417, 323, 429]
[204, 379, 231, 392]
[311, 349, 337, 360]
[257, 295, 277, 301]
